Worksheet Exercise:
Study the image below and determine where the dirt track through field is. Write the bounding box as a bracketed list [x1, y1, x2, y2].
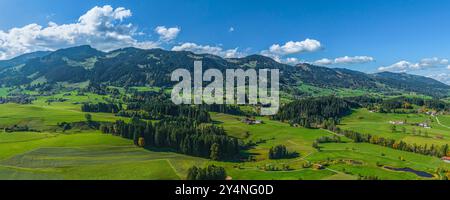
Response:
[436, 116, 450, 129]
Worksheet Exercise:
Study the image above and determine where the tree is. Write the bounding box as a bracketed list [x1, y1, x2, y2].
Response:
[403, 102, 412, 109]
[101, 118, 240, 160]
[312, 141, 321, 151]
[85, 113, 93, 126]
[186, 165, 226, 180]
[268, 148, 274, 159]
[244, 131, 250, 138]
[210, 143, 221, 160]
[269, 145, 297, 159]
[62, 123, 71, 132]
[442, 144, 449, 156]
[187, 166, 199, 180]
[133, 130, 139, 145]
[274, 96, 351, 128]
[138, 137, 145, 147]
[390, 125, 397, 133]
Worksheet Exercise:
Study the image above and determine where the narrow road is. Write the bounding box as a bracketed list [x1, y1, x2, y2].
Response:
[435, 116, 450, 129]
[322, 129, 343, 137]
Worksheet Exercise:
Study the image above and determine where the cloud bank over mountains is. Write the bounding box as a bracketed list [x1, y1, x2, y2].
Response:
[155, 26, 180, 42]
[1, 4, 448, 84]
[268, 39, 322, 55]
[378, 57, 449, 72]
[0, 5, 174, 59]
[314, 56, 375, 65]
[171, 43, 243, 58]
[0, 4, 339, 66]
[377, 57, 450, 85]
[0, 5, 245, 60]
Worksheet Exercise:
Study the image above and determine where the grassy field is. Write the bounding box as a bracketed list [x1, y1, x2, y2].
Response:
[0, 132, 55, 143]
[0, 132, 182, 180]
[0, 92, 127, 130]
[211, 113, 449, 180]
[0, 89, 449, 180]
[1, 123, 447, 180]
[130, 86, 162, 92]
[0, 87, 9, 97]
[296, 84, 383, 98]
[340, 108, 450, 146]
[308, 142, 449, 180]
[211, 113, 332, 159]
[0, 131, 336, 180]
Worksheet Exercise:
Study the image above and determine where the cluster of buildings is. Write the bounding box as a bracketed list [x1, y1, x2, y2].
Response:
[242, 118, 263, 125]
[417, 122, 431, 129]
[389, 121, 405, 125]
[425, 111, 437, 117]
[388, 121, 431, 129]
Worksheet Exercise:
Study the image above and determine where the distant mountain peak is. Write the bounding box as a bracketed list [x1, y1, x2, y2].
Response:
[1, 45, 449, 97]
[45, 45, 105, 61]
[0, 51, 52, 70]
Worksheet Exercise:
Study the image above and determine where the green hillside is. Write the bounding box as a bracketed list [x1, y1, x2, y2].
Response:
[1, 46, 449, 98]
[0, 88, 449, 180]
[0, 46, 449, 180]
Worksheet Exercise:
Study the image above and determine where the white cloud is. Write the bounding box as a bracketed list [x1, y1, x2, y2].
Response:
[314, 58, 333, 65]
[334, 56, 374, 64]
[419, 57, 449, 68]
[259, 50, 303, 65]
[133, 41, 160, 49]
[172, 43, 221, 54]
[313, 56, 374, 66]
[171, 42, 244, 58]
[284, 57, 300, 65]
[259, 51, 281, 63]
[223, 48, 243, 58]
[378, 61, 411, 72]
[154, 26, 180, 42]
[426, 73, 450, 85]
[378, 57, 449, 72]
[268, 39, 321, 55]
[0, 5, 168, 60]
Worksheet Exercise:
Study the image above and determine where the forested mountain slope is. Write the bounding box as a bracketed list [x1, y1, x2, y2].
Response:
[0, 45, 448, 97]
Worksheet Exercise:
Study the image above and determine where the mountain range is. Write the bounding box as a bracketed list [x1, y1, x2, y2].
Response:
[0, 45, 448, 97]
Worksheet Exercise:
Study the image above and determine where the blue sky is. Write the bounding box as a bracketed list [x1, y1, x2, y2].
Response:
[1, 0, 450, 83]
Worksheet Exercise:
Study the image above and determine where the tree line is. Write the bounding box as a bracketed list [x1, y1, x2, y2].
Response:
[274, 96, 351, 128]
[199, 103, 246, 116]
[345, 95, 450, 113]
[100, 117, 241, 160]
[268, 145, 298, 159]
[186, 165, 227, 180]
[0, 95, 35, 104]
[81, 102, 122, 113]
[126, 97, 211, 123]
[315, 135, 342, 144]
[327, 125, 449, 158]
[83, 99, 212, 123]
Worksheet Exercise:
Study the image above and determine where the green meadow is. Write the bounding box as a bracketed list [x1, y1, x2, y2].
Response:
[340, 108, 450, 146]
[0, 87, 9, 97]
[0, 132, 181, 180]
[0, 92, 127, 130]
[0, 90, 449, 180]
[0, 131, 333, 180]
